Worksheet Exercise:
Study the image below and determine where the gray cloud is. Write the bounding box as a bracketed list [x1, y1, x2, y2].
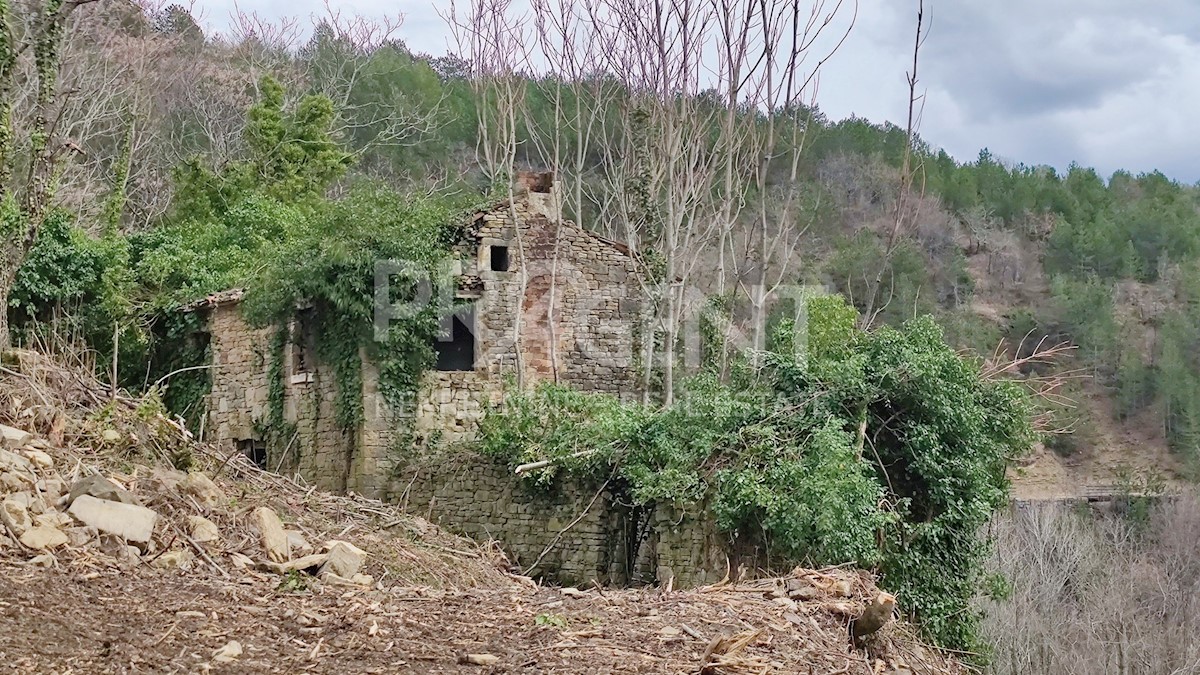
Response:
[195, 0, 1200, 182]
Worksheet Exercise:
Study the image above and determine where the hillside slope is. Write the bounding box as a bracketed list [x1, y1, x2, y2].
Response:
[0, 350, 959, 674]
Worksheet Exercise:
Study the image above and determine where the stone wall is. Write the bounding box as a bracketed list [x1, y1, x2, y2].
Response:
[463, 186, 641, 401]
[203, 305, 396, 499]
[388, 452, 742, 588]
[197, 175, 706, 586]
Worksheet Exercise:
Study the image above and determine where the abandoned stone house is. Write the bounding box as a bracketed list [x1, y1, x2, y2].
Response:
[186, 172, 742, 587]
[186, 171, 641, 494]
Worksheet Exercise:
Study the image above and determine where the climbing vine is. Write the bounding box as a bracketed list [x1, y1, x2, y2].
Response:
[477, 294, 1033, 654]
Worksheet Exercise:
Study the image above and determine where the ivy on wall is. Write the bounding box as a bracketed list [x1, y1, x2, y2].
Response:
[476, 294, 1033, 655]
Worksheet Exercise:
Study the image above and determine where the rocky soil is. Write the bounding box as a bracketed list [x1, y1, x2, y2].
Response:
[0, 349, 963, 674]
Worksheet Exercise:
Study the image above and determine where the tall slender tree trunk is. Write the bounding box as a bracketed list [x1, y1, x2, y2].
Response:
[0, 280, 12, 350]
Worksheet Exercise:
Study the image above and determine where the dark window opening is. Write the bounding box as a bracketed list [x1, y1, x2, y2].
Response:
[237, 439, 267, 469]
[435, 310, 476, 371]
[490, 245, 510, 272]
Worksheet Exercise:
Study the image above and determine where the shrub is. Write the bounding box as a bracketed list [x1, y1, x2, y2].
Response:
[477, 295, 1033, 653]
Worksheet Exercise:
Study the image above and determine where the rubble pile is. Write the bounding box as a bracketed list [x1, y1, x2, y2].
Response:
[0, 349, 511, 589]
[0, 349, 964, 674]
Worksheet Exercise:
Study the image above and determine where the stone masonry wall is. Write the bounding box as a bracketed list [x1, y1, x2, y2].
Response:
[389, 452, 740, 588]
[203, 305, 393, 499]
[465, 189, 641, 401]
[198, 177, 733, 589]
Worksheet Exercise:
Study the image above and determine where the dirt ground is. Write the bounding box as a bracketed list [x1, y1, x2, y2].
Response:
[0, 563, 948, 674]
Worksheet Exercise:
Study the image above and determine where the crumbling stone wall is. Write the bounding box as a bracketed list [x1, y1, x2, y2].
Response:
[203, 304, 395, 498]
[463, 183, 641, 400]
[200, 173, 667, 583]
[389, 452, 740, 588]
[205, 302, 273, 445]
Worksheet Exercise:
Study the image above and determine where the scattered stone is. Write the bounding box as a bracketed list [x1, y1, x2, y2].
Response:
[319, 541, 366, 579]
[68, 474, 140, 506]
[27, 553, 56, 567]
[788, 585, 820, 602]
[67, 526, 97, 548]
[0, 471, 29, 492]
[33, 511, 71, 529]
[19, 524, 68, 549]
[458, 653, 500, 666]
[259, 553, 329, 575]
[229, 552, 255, 570]
[36, 477, 65, 502]
[253, 507, 290, 563]
[0, 425, 32, 449]
[153, 549, 194, 570]
[68, 495, 158, 543]
[212, 640, 243, 663]
[561, 587, 588, 598]
[22, 449, 52, 470]
[321, 571, 374, 588]
[286, 530, 313, 557]
[100, 429, 122, 444]
[0, 449, 32, 472]
[175, 611, 207, 619]
[1, 497, 32, 535]
[183, 472, 225, 507]
[187, 515, 221, 543]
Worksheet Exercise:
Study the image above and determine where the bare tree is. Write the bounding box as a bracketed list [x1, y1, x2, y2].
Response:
[301, 3, 443, 161]
[860, 0, 928, 328]
[1, 0, 108, 349]
[445, 0, 534, 385]
[984, 495, 1200, 675]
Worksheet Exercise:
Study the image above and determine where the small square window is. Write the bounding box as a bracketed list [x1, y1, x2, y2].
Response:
[490, 245, 510, 272]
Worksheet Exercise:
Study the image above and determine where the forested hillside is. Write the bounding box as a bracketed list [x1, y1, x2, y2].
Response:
[2, 0, 1190, 492]
[2, 0, 1198, 665]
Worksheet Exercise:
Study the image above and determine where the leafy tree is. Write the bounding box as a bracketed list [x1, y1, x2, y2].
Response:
[1, 0, 102, 348]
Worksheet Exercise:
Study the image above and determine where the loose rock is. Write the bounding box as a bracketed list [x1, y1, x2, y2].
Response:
[319, 540, 366, 579]
[22, 449, 52, 469]
[0, 449, 32, 472]
[68, 474, 141, 506]
[254, 507, 290, 563]
[1, 497, 32, 535]
[0, 471, 29, 492]
[68, 495, 158, 543]
[213, 640, 243, 663]
[187, 515, 221, 543]
[286, 530, 313, 557]
[0, 425, 32, 449]
[153, 549, 194, 570]
[183, 472, 225, 507]
[19, 524, 68, 549]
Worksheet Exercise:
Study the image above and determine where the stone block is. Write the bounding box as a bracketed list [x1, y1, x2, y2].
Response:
[68, 495, 158, 543]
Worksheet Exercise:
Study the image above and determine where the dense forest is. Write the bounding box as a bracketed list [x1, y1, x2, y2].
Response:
[1, 0, 1197, 660]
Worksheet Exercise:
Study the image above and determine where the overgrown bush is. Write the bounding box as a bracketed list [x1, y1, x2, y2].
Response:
[477, 295, 1033, 653]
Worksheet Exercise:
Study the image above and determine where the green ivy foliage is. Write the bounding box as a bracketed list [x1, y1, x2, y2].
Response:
[241, 184, 468, 427]
[477, 295, 1032, 654]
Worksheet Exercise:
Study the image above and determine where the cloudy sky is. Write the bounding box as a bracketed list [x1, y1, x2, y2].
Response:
[194, 0, 1200, 183]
